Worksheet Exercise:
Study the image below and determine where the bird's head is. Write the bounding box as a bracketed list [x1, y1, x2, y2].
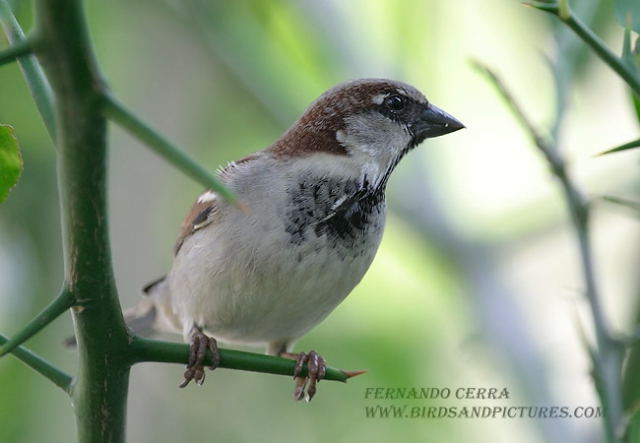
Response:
[271, 79, 464, 186]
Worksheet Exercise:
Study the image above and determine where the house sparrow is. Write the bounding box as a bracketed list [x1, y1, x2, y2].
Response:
[130, 78, 464, 401]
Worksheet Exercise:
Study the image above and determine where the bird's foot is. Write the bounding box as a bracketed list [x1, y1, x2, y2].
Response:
[281, 350, 326, 401]
[179, 329, 220, 388]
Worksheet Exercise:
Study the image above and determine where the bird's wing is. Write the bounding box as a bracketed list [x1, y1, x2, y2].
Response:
[174, 192, 218, 255]
[173, 152, 264, 255]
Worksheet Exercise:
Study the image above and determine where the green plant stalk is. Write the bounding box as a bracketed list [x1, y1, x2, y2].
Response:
[538, 134, 622, 443]
[0, 35, 32, 66]
[602, 196, 640, 214]
[558, 0, 570, 20]
[0, 0, 55, 141]
[100, 91, 238, 204]
[632, 93, 640, 124]
[528, 0, 640, 427]
[474, 61, 622, 443]
[562, 15, 640, 95]
[130, 337, 352, 382]
[473, 61, 612, 345]
[36, 1, 131, 441]
[528, 2, 640, 97]
[0, 333, 73, 393]
[560, 183, 622, 443]
[624, 326, 640, 413]
[0, 287, 74, 357]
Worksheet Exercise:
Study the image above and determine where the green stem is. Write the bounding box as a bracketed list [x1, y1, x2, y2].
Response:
[474, 61, 622, 443]
[130, 337, 352, 382]
[623, 327, 640, 413]
[563, 15, 640, 95]
[561, 186, 621, 443]
[0, 333, 73, 393]
[528, 2, 640, 96]
[558, 0, 570, 20]
[0, 0, 55, 141]
[602, 196, 640, 213]
[100, 91, 238, 204]
[0, 35, 32, 66]
[36, 1, 130, 441]
[0, 287, 74, 357]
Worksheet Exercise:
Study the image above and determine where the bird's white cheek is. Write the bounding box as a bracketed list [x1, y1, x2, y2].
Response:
[337, 129, 377, 157]
[337, 119, 410, 184]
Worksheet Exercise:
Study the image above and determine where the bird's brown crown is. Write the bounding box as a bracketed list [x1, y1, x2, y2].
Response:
[270, 79, 427, 157]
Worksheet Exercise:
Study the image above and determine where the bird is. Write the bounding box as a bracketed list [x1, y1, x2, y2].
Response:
[128, 78, 464, 401]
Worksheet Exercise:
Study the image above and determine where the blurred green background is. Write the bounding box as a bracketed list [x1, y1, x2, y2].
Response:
[1, 0, 639, 442]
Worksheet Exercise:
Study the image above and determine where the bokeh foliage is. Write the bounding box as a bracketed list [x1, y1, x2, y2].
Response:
[1, 1, 639, 442]
[0, 125, 21, 203]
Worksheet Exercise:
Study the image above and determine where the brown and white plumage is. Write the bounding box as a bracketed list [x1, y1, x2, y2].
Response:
[131, 78, 464, 399]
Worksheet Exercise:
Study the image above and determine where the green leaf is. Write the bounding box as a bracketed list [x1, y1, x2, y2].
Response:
[633, 92, 640, 125]
[616, 0, 640, 32]
[633, 37, 640, 126]
[0, 124, 22, 203]
[596, 137, 640, 155]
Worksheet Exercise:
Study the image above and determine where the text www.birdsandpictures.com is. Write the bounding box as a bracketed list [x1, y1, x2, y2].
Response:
[362, 387, 602, 420]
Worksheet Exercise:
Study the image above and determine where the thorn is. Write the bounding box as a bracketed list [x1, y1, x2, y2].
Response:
[342, 369, 368, 379]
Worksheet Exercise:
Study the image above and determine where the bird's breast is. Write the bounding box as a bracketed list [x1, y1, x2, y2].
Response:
[284, 175, 385, 259]
[167, 171, 386, 343]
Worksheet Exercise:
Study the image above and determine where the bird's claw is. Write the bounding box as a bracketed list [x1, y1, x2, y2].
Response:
[291, 350, 326, 401]
[179, 330, 220, 388]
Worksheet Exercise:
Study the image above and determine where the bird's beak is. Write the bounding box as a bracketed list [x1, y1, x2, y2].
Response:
[414, 103, 465, 139]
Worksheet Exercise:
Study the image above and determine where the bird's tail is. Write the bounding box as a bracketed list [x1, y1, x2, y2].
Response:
[64, 276, 166, 347]
[122, 296, 158, 336]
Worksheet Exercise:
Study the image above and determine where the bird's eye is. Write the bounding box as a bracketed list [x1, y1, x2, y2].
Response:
[384, 94, 405, 111]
